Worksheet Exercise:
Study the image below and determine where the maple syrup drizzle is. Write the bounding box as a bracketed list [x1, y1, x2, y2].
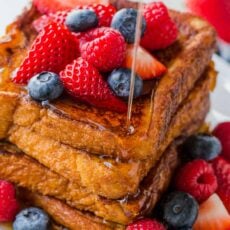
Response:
[127, 1, 144, 128]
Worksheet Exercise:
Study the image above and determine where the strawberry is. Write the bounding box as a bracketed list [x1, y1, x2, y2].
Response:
[13, 22, 79, 84]
[0, 180, 20, 222]
[213, 122, 230, 162]
[80, 27, 126, 72]
[187, 0, 230, 42]
[60, 57, 127, 113]
[126, 219, 165, 230]
[175, 159, 217, 202]
[33, 0, 109, 14]
[33, 4, 116, 33]
[141, 2, 178, 50]
[123, 45, 166, 80]
[212, 157, 230, 212]
[194, 194, 230, 230]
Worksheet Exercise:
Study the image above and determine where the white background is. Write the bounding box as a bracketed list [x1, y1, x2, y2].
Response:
[0, 0, 229, 126]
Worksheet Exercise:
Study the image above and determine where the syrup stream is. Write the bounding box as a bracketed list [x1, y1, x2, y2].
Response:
[127, 1, 144, 125]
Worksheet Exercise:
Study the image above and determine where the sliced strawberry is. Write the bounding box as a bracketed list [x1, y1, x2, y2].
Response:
[13, 22, 79, 84]
[60, 57, 127, 113]
[123, 45, 166, 80]
[33, 0, 109, 14]
[212, 157, 230, 212]
[194, 194, 230, 230]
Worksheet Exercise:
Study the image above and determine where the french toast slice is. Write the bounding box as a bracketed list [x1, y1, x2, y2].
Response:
[0, 139, 179, 225]
[0, 6, 216, 161]
[2, 67, 212, 202]
[18, 189, 121, 230]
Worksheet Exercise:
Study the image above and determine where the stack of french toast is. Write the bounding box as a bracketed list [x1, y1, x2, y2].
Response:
[0, 1, 217, 229]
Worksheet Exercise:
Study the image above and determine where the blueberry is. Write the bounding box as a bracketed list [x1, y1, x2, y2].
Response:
[107, 68, 143, 100]
[159, 191, 198, 229]
[65, 9, 98, 32]
[28, 72, 63, 102]
[111, 8, 146, 44]
[182, 134, 222, 161]
[13, 207, 50, 230]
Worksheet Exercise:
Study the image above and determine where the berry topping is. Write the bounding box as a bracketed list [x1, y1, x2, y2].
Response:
[186, 0, 230, 42]
[28, 72, 64, 102]
[0, 180, 20, 222]
[159, 191, 198, 229]
[60, 57, 127, 112]
[80, 27, 126, 72]
[33, 4, 116, 32]
[213, 122, 230, 161]
[111, 8, 146, 44]
[193, 194, 230, 230]
[107, 68, 143, 100]
[126, 218, 165, 230]
[212, 157, 230, 212]
[175, 160, 217, 202]
[141, 2, 178, 50]
[13, 207, 50, 230]
[33, 0, 109, 14]
[182, 134, 222, 161]
[13, 23, 79, 84]
[87, 3, 116, 27]
[65, 9, 98, 32]
[123, 45, 166, 80]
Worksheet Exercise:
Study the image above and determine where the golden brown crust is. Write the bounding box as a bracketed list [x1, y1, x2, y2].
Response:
[6, 67, 211, 200]
[0, 6, 216, 161]
[0, 139, 178, 225]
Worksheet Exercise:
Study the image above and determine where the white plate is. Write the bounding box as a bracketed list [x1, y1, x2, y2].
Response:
[0, 0, 230, 127]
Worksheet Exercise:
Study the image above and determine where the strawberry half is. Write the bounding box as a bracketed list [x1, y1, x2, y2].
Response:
[33, 0, 109, 14]
[212, 157, 230, 212]
[13, 22, 79, 84]
[194, 194, 230, 230]
[60, 57, 127, 113]
[123, 45, 166, 80]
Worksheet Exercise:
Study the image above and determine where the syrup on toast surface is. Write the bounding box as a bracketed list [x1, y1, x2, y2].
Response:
[0, 6, 216, 162]
[5, 67, 211, 200]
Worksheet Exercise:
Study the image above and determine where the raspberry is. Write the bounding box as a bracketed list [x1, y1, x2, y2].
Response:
[141, 2, 178, 50]
[127, 219, 165, 230]
[213, 122, 230, 162]
[33, 4, 116, 32]
[212, 157, 230, 212]
[33, 0, 109, 14]
[87, 4, 116, 27]
[60, 57, 127, 113]
[13, 22, 79, 84]
[80, 27, 126, 72]
[0, 180, 20, 222]
[175, 159, 218, 202]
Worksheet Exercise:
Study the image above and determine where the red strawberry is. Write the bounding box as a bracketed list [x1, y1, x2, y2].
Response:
[0, 180, 20, 222]
[212, 157, 230, 212]
[33, 15, 52, 33]
[123, 45, 166, 80]
[141, 2, 178, 50]
[213, 122, 230, 162]
[175, 159, 217, 202]
[13, 23, 79, 84]
[126, 219, 165, 230]
[187, 0, 230, 42]
[194, 194, 230, 230]
[33, 0, 109, 14]
[80, 27, 126, 72]
[60, 57, 127, 113]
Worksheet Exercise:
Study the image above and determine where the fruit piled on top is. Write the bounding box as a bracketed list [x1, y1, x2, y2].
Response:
[13, 0, 178, 113]
[1, 122, 230, 229]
